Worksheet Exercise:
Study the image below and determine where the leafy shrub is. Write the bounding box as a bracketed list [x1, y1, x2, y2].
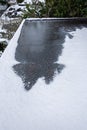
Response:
[0, 42, 7, 52]
[22, 1, 47, 18]
[22, 0, 87, 18]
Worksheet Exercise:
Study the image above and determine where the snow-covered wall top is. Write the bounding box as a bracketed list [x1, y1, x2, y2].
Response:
[0, 18, 87, 130]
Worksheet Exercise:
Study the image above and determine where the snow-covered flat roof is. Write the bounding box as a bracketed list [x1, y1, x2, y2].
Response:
[0, 18, 87, 130]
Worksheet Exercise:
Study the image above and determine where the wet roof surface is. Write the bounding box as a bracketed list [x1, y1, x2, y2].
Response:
[0, 19, 87, 130]
[13, 19, 87, 90]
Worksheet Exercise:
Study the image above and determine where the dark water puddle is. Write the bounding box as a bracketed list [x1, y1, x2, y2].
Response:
[13, 19, 87, 90]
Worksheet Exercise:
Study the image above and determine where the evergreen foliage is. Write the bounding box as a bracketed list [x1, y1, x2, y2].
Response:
[22, 0, 87, 18]
[49, 0, 87, 17]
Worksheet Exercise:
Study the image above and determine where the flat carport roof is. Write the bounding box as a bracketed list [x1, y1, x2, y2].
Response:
[0, 18, 87, 130]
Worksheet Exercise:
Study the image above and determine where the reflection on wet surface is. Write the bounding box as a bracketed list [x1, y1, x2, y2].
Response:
[13, 19, 87, 90]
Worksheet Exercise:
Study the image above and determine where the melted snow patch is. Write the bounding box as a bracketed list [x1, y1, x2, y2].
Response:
[0, 21, 87, 130]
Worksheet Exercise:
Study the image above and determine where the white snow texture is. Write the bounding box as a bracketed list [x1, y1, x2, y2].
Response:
[0, 19, 87, 130]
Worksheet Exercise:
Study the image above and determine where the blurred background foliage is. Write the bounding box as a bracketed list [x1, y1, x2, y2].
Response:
[22, 0, 87, 18]
[17, 0, 24, 3]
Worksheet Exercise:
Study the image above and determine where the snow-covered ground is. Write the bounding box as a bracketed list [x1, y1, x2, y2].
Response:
[24, 0, 44, 3]
[0, 25, 8, 55]
[0, 0, 45, 56]
[0, 4, 7, 11]
[0, 19, 87, 130]
[0, 4, 8, 50]
[0, 4, 24, 23]
[1, 0, 44, 22]
[0, 4, 23, 56]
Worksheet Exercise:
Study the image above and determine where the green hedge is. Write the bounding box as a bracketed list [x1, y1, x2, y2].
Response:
[22, 0, 87, 18]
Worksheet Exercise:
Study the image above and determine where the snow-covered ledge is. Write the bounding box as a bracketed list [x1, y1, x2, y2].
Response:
[0, 20, 24, 63]
[0, 18, 87, 130]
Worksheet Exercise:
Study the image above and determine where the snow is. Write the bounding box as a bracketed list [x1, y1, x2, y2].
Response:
[0, 25, 8, 46]
[0, 4, 25, 22]
[0, 19, 24, 63]
[0, 4, 7, 10]
[0, 19, 87, 130]
[0, 0, 44, 23]
[24, 0, 44, 3]
[0, 28, 6, 33]
[0, 38, 8, 44]
[8, 0, 16, 5]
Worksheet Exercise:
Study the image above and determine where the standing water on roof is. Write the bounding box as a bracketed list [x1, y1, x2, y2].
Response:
[0, 19, 87, 130]
[13, 19, 87, 90]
